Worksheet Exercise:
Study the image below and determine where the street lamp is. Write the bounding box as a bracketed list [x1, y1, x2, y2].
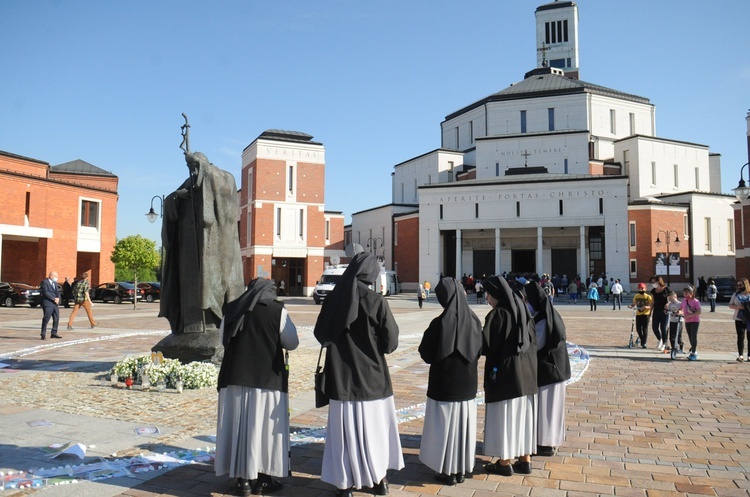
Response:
[732, 163, 750, 201]
[654, 229, 681, 287]
[145, 195, 165, 280]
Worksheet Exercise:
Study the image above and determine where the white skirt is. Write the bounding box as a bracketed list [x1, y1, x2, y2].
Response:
[484, 394, 537, 460]
[321, 396, 405, 490]
[214, 385, 289, 479]
[538, 381, 566, 447]
[419, 398, 477, 475]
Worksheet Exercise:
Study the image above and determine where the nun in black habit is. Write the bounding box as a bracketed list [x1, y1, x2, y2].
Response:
[215, 278, 299, 496]
[481, 276, 538, 477]
[525, 281, 571, 457]
[418, 277, 483, 486]
[313, 252, 404, 497]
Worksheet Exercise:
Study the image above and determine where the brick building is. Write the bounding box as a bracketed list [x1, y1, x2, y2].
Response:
[0, 150, 118, 286]
[733, 111, 750, 279]
[239, 130, 345, 296]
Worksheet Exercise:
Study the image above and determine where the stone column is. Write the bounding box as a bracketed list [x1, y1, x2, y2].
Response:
[537, 226, 544, 275]
[495, 228, 501, 276]
[580, 225, 587, 278]
[456, 228, 462, 279]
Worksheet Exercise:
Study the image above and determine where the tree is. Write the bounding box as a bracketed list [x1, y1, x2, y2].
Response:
[110, 235, 160, 309]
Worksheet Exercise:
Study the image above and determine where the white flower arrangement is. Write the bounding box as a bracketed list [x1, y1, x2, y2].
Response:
[110, 354, 218, 390]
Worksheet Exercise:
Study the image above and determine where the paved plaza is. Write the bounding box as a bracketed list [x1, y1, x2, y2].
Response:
[0, 294, 749, 497]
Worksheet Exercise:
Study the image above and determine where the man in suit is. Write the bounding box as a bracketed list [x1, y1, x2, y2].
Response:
[40, 271, 62, 340]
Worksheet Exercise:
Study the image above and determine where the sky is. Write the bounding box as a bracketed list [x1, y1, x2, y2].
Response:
[1, 1, 749, 248]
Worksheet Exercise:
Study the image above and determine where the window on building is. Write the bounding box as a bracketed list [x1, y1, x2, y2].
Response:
[651, 162, 657, 186]
[728, 219, 735, 252]
[564, 158, 568, 174]
[448, 161, 454, 182]
[684, 215, 689, 240]
[276, 207, 281, 236]
[548, 108, 555, 131]
[516, 201, 521, 217]
[428, 174, 432, 185]
[299, 209, 304, 237]
[455, 128, 459, 148]
[439, 204, 443, 220]
[545, 19, 568, 43]
[673, 164, 679, 188]
[80, 200, 99, 228]
[413, 179, 418, 200]
[495, 162, 500, 176]
[630, 259, 637, 277]
[394, 223, 398, 246]
[520, 110, 527, 133]
[475, 203, 479, 218]
[470, 121, 474, 143]
[288, 165, 295, 194]
[629, 113, 635, 135]
[25, 192, 30, 221]
[599, 198, 604, 214]
[559, 199, 564, 215]
[623, 150, 630, 176]
[325, 220, 330, 241]
[609, 109, 616, 134]
[401, 183, 404, 202]
[685, 259, 691, 278]
[629, 221, 636, 250]
[704, 217, 712, 251]
[695, 167, 700, 190]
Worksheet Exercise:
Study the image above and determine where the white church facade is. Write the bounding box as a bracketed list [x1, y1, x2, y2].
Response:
[350, 0, 735, 291]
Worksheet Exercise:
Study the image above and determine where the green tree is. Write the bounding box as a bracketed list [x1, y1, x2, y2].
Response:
[110, 235, 160, 309]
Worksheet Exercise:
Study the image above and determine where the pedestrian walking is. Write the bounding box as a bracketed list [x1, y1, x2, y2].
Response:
[314, 252, 404, 497]
[423, 280, 431, 300]
[215, 278, 299, 496]
[650, 276, 671, 350]
[418, 283, 425, 309]
[728, 278, 750, 362]
[61, 277, 73, 308]
[67, 272, 98, 330]
[525, 282, 570, 457]
[481, 276, 537, 477]
[418, 277, 482, 486]
[706, 278, 717, 312]
[611, 279, 623, 310]
[681, 286, 701, 360]
[568, 281, 578, 304]
[40, 271, 61, 340]
[628, 283, 653, 348]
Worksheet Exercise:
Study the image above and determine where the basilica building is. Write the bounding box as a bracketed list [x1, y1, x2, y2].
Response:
[350, 0, 736, 291]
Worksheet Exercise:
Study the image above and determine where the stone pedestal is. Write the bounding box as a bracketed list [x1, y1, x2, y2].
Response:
[152, 330, 224, 365]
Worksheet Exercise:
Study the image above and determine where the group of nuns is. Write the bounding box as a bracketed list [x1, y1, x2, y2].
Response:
[214, 252, 570, 497]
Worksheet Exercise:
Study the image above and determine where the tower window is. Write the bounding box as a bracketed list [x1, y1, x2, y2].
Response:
[559, 199, 564, 215]
[520, 110, 527, 133]
[548, 108, 555, 131]
[516, 201, 521, 217]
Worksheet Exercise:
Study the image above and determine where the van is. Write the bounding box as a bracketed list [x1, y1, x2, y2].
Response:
[313, 265, 348, 304]
[375, 269, 399, 296]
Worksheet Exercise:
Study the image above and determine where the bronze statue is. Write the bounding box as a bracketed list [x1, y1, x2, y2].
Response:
[153, 114, 245, 363]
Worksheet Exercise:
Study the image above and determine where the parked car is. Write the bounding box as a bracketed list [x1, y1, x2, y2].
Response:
[711, 276, 737, 302]
[0, 282, 43, 307]
[90, 282, 142, 304]
[138, 282, 161, 303]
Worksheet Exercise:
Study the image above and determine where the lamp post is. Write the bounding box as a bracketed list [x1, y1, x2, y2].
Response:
[145, 195, 165, 280]
[654, 229, 681, 287]
[732, 163, 750, 201]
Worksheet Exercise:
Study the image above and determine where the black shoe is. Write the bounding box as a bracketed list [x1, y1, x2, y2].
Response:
[434, 473, 456, 485]
[336, 489, 353, 497]
[40, 335, 46, 340]
[484, 461, 513, 476]
[51, 334, 63, 339]
[455, 473, 466, 483]
[536, 445, 556, 457]
[252, 474, 283, 495]
[512, 460, 532, 474]
[374, 477, 389, 495]
[236, 478, 252, 497]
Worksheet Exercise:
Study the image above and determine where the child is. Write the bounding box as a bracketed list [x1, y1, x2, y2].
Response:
[665, 291, 684, 353]
[680, 286, 702, 360]
[629, 283, 653, 348]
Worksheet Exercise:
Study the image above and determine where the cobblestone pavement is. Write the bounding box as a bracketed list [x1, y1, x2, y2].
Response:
[1, 295, 749, 496]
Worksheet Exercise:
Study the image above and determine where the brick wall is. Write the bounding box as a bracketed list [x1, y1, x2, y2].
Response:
[628, 207, 689, 286]
[393, 215, 420, 284]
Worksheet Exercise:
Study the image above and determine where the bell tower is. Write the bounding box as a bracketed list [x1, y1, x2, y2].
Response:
[535, 1, 579, 79]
